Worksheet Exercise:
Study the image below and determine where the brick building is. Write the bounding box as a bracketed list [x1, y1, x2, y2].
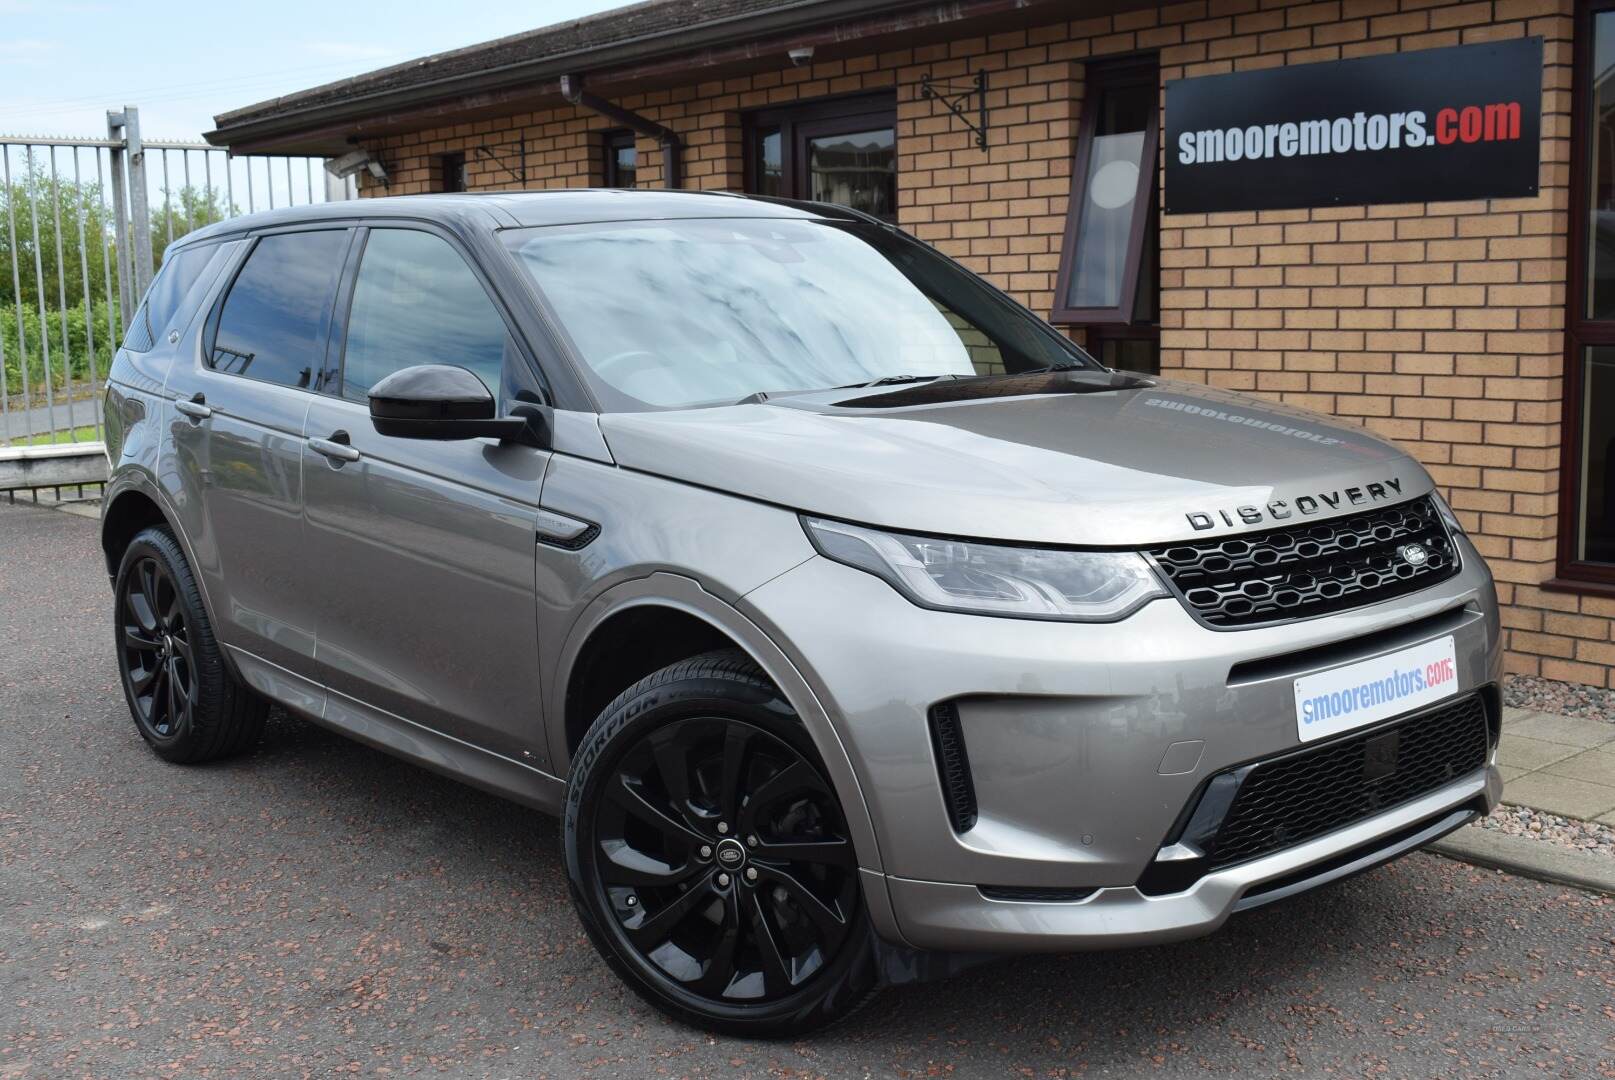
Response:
[207, 0, 1615, 688]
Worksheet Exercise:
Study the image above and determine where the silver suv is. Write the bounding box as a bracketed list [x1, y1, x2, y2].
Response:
[101, 191, 1503, 1036]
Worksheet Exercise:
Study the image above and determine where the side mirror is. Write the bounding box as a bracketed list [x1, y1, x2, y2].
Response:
[368, 364, 539, 444]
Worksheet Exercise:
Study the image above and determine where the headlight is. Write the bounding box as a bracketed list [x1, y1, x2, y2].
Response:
[1431, 491, 1465, 536]
[802, 516, 1166, 621]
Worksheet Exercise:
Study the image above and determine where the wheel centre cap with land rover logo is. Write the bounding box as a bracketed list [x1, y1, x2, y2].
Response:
[1398, 543, 1429, 567]
[715, 838, 746, 869]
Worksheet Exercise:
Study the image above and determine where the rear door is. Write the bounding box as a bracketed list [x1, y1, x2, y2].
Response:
[300, 224, 550, 760]
[166, 226, 353, 686]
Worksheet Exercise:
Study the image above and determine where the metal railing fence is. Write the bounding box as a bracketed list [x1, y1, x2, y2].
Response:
[0, 105, 355, 451]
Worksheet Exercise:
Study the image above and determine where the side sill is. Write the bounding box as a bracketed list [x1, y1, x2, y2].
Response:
[226, 645, 566, 815]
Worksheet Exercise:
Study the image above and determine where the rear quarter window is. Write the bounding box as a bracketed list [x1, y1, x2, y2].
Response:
[121, 244, 223, 353]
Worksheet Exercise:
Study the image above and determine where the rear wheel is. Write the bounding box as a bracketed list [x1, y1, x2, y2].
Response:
[564, 650, 878, 1036]
[113, 526, 267, 763]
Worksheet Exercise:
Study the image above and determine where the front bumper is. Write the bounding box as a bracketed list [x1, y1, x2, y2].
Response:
[875, 766, 1499, 951]
[739, 529, 1502, 951]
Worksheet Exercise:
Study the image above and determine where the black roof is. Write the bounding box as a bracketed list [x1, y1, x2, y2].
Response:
[173, 189, 835, 249]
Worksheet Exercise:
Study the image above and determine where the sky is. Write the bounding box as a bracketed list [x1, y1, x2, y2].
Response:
[0, 0, 627, 142]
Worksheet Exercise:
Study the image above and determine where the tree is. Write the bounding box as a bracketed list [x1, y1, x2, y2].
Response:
[0, 163, 116, 312]
[148, 185, 236, 264]
[0, 173, 240, 403]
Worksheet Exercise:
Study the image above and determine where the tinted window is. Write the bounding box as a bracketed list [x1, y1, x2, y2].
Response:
[1579, 347, 1615, 563]
[440, 152, 467, 193]
[1062, 79, 1152, 312]
[807, 128, 894, 220]
[603, 131, 636, 188]
[210, 230, 349, 389]
[123, 244, 219, 353]
[340, 229, 507, 402]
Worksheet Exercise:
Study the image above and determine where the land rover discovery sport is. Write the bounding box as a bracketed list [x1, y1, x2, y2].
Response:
[100, 191, 1503, 1036]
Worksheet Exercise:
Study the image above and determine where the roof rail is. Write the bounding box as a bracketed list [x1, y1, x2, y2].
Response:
[737, 193, 897, 229]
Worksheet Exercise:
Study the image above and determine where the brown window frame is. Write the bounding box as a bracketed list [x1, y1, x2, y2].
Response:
[742, 92, 898, 222]
[438, 152, 466, 193]
[1051, 58, 1159, 327]
[1556, 0, 1615, 591]
[1085, 322, 1161, 375]
[602, 129, 636, 189]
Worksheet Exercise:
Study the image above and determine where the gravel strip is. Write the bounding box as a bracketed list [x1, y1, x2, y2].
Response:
[1504, 673, 1615, 722]
[1473, 802, 1615, 857]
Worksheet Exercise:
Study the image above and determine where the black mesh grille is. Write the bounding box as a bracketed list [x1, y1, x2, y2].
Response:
[1204, 693, 1490, 869]
[1147, 496, 1459, 628]
[928, 702, 978, 834]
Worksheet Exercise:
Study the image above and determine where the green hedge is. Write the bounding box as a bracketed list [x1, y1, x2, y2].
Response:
[1, 301, 121, 399]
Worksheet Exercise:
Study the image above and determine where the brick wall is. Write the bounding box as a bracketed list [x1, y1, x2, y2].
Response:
[1152, 0, 1593, 685]
[359, 0, 1610, 687]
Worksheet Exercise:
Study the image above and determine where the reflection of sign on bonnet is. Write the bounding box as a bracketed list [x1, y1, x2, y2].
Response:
[1164, 38, 1542, 214]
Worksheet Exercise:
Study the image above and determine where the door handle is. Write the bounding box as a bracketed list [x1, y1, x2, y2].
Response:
[174, 395, 212, 421]
[308, 432, 361, 464]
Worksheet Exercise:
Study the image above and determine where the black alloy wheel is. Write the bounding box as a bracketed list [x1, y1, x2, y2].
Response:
[118, 554, 195, 742]
[112, 526, 267, 763]
[565, 650, 878, 1036]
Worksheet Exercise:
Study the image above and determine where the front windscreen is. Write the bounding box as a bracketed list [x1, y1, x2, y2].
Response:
[503, 216, 1095, 410]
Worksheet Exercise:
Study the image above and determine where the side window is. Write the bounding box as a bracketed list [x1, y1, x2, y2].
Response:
[339, 229, 508, 402]
[122, 244, 219, 353]
[210, 230, 349, 389]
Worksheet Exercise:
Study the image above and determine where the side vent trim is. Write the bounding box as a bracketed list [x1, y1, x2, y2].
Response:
[979, 885, 1098, 903]
[929, 701, 978, 834]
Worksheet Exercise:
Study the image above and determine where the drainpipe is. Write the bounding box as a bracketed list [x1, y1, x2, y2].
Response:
[559, 74, 683, 189]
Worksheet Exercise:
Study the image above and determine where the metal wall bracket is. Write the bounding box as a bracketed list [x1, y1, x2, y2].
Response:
[919, 70, 988, 150]
[474, 139, 528, 186]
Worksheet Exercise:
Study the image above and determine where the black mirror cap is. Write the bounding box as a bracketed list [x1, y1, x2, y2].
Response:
[370, 364, 496, 422]
[368, 363, 542, 444]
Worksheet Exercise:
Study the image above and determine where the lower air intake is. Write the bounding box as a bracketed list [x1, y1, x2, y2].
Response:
[1205, 692, 1491, 869]
[928, 701, 978, 834]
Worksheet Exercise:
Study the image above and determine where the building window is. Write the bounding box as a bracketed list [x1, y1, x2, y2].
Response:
[743, 94, 896, 222]
[439, 152, 467, 193]
[1563, 6, 1615, 583]
[603, 130, 637, 188]
[1053, 58, 1159, 373]
[753, 127, 782, 196]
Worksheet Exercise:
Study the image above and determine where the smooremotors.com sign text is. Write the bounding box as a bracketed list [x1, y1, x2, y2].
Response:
[1164, 38, 1542, 214]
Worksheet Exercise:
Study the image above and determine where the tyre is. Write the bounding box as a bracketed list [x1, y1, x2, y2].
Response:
[113, 525, 267, 763]
[564, 649, 879, 1037]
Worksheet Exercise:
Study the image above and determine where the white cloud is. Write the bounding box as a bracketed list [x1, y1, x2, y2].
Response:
[303, 40, 394, 61]
[0, 38, 56, 60]
[0, 1, 110, 11]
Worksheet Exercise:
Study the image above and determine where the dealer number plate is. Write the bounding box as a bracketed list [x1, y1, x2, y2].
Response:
[1293, 635, 1458, 743]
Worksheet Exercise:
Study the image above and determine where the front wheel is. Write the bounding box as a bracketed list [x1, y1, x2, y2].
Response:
[563, 650, 879, 1036]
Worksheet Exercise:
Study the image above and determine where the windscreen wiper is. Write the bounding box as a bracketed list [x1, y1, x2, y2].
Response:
[832, 373, 958, 390]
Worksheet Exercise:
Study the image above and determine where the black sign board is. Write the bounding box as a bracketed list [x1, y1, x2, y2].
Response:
[1164, 38, 1542, 214]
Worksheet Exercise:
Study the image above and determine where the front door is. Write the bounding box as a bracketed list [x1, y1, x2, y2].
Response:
[300, 225, 549, 761]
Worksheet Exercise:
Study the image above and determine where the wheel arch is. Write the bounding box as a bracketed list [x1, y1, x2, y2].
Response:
[549, 572, 887, 883]
[101, 482, 170, 579]
[100, 471, 236, 679]
[560, 603, 737, 759]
